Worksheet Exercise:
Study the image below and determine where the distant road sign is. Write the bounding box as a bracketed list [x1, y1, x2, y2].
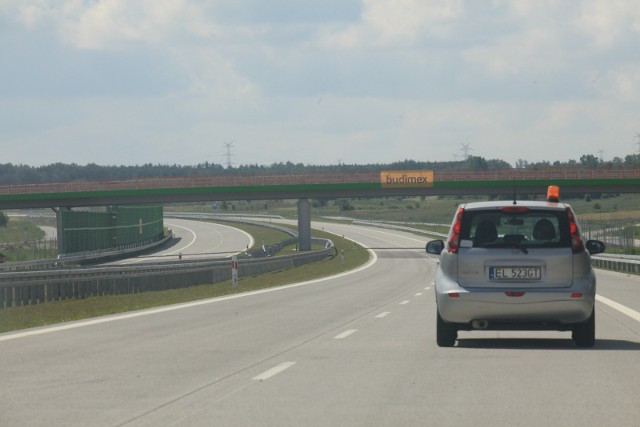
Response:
[381, 170, 434, 188]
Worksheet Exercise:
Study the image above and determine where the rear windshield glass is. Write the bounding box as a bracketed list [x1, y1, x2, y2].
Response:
[460, 209, 570, 249]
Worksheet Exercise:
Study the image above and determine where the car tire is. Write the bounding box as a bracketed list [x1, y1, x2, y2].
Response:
[572, 309, 595, 348]
[437, 311, 457, 347]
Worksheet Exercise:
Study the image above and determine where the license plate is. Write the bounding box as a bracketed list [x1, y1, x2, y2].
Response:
[489, 267, 541, 280]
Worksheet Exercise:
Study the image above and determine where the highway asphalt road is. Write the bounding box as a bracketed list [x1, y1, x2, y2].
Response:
[1, 221, 639, 426]
[112, 218, 254, 265]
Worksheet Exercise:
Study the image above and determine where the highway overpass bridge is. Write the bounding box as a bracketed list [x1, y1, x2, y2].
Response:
[1, 168, 638, 251]
[1, 168, 639, 209]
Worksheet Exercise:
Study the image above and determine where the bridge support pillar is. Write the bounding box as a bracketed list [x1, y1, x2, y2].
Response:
[297, 199, 312, 251]
[52, 207, 64, 255]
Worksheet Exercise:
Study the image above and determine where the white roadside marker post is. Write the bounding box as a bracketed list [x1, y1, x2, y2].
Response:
[231, 256, 239, 289]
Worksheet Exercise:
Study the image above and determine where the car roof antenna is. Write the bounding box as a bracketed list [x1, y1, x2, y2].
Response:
[512, 187, 517, 205]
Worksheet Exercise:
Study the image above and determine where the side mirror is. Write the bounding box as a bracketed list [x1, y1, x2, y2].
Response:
[426, 240, 445, 255]
[585, 240, 605, 255]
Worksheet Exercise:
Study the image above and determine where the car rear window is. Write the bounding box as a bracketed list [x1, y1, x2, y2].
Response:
[460, 209, 571, 249]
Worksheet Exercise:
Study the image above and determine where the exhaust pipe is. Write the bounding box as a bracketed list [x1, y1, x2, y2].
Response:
[472, 320, 489, 330]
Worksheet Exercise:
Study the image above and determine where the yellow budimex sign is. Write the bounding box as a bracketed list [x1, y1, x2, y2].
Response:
[380, 170, 434, 188]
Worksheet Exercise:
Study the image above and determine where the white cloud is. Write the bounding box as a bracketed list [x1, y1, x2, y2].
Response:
[362, 0, 463, 43]
[1, 0, 639, 167]
[575, 0, 640, 49]
[603, 66, 640, 101]
[17, 1, 54, 29]
[319, 0, 464, 49]
[57, 0, 213, 49]
[461, 2, 583, 80]
[1, 0, 218, 49]
[462, 27, 562, 78]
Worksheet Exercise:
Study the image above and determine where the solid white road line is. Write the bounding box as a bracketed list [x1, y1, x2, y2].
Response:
[162, 222, 199, 255]
[0, 252, 379, 343]
[334, 329, 357, 339]
[252, 362, 296, 381]
[597, 294, 640, 323]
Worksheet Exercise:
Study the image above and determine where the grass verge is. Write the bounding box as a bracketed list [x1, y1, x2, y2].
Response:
[0, 229, 370, 334]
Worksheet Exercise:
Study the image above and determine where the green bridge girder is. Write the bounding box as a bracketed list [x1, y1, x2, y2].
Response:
[0, 177, 639, 210]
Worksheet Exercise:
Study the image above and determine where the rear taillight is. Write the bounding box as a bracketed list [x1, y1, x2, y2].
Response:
[566, 207, 584, 253]
[447, 207, 464, 254]
[505, 292, 526, 297]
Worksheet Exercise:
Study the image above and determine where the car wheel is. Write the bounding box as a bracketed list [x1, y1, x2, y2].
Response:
[437, 311, 457, 347]
[572, 309, 595, 348]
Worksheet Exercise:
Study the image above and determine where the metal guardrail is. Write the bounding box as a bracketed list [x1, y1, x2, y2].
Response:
[0, 214, 336, 309]
[0, 245, 335, 309]
[164, 212, 300, 257]
[0, 213, 293, 271]
[166, 212, 285, 220]
[352, 220, 448, 239]
[0, 234, 174, 271]
[352, 220, 640, 275]
[1, 216, 635, 309]
[591, 254, 640, 275]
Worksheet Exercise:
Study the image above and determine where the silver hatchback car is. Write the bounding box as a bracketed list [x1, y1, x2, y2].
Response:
[426, 187, 605, 348]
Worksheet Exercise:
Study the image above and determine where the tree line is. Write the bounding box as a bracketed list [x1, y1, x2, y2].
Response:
[515, 153, 640, 169]
[0, 153, 639, 185]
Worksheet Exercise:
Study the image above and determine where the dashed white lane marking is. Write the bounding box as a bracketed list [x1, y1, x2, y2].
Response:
[334, 329, 357, 339]
[252, 362, 296, 381]
[376, 312, 391, 318]
[597, 295, 640, 323]
[399, 300, 410, 305]
[415, 293, 423, 296]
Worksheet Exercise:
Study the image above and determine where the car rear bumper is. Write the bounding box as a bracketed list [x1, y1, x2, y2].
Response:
[436, 289, 594, 326]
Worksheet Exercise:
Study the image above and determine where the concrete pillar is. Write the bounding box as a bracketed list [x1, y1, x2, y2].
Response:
[52, 207, 64, 255]
[297, 199, 312, 251]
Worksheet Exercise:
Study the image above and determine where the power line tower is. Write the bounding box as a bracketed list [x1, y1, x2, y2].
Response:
[223, 141, 235, 168]
[460, 143, 473, 160]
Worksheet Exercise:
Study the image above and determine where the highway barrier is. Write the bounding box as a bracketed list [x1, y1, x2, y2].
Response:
[0, 242, 334, 309]
[0, 214, 337, 308]
[352, 219, 640, 275]
[2, 216, 635, 309]
[352, 220, 448, 239]
[0, 233, 174, 272]
[591, 254, 640, 275]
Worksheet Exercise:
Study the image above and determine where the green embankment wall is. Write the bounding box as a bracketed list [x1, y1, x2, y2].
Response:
[61, 205, 164, 253]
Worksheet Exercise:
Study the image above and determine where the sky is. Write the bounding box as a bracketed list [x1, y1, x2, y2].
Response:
[1, 0, 639, 168]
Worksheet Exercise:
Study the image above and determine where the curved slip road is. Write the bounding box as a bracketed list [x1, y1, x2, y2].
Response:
[0, 221, 639, 426]
[112, 218, 254, 265]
